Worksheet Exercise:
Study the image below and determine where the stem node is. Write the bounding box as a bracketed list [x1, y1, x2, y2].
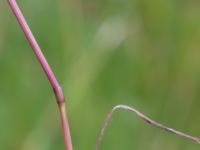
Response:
[53, 86, 65, 105]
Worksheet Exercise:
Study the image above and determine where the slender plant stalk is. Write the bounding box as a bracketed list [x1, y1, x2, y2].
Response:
[96, 104, 200, 150]
[7, 0, 73, 150]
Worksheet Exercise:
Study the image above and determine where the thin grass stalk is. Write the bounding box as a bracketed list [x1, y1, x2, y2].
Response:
[96, 104, 200, 150]
[7, 0, 73, 149]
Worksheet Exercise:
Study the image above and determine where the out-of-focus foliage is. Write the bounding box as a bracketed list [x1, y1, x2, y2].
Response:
[1, 0, 200, 149]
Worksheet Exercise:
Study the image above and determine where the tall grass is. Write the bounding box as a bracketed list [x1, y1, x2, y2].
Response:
[0, 0, 200, 149]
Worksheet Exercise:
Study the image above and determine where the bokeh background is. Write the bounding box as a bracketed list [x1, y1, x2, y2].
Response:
[1, 0, 200, 149]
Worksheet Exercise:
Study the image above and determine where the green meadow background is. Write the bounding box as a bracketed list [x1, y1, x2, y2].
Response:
[1, 0, 200, 149]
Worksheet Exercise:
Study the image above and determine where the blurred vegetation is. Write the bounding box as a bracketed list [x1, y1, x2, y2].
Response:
[1, 0, 200, 149]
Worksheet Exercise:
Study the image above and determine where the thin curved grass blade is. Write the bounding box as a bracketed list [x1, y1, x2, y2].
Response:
[96, 104, 200, 150]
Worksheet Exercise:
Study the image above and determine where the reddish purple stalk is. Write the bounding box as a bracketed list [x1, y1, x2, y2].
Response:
[96, 105, 200, 150]
[7, 0, 73, 150]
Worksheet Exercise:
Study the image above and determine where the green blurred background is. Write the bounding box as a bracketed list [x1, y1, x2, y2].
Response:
[1, 0, 200, 149]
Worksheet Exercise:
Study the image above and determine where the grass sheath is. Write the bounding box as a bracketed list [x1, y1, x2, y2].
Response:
[96, 105, 200, 150]
[7, 0, 73, 150]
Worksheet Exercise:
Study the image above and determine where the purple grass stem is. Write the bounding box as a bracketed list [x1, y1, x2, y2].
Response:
[7, 0, 73, 150]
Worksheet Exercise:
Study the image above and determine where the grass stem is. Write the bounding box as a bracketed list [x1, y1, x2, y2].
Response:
[96, 104, 200, 150]
[7, 0, 73, 149]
